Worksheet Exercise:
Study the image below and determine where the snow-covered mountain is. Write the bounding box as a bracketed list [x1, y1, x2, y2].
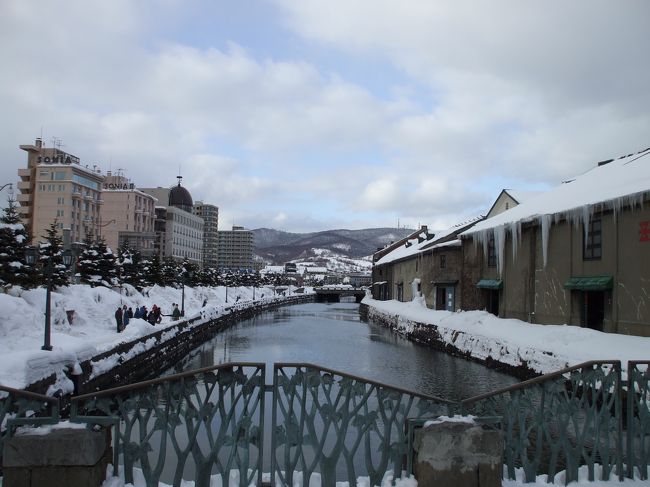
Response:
[253, 227, 413, 273]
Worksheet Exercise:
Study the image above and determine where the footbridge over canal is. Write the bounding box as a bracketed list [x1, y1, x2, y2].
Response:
[314, 286, 366, 303]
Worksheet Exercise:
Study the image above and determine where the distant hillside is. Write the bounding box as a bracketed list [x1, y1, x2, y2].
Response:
[253, 227, 414, 265]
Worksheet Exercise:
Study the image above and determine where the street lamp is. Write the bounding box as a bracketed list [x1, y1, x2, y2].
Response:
[181, 269, 193, 317]
[24, 247, 72, 351]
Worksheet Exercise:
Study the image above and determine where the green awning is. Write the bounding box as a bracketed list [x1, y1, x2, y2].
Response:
[476, 279, 503, 289]
[564, 276, 613, 291]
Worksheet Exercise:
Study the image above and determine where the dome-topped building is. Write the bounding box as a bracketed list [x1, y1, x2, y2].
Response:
[169, 176, 193, 212]
[139, 176, 204, 266]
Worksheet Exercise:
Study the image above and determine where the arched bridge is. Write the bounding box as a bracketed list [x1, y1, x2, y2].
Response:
[314, 286, 366, 303]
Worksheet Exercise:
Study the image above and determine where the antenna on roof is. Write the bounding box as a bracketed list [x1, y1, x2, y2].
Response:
[177, 175, 183, 186]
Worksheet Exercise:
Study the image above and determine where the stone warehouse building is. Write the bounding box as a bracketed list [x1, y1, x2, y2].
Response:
[372, 147, 650, 337]
[372, 220, 482, 309]
[461, 148, 650, 336]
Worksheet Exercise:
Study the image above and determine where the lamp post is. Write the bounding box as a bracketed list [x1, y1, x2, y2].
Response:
[181, 269, 193, 317]
[25, 247, 72, 351]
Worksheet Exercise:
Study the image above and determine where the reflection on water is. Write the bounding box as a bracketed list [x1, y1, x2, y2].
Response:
[168, 301, 518, 400]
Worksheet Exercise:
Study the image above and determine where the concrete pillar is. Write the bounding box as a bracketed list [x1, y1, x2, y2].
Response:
[3, 427, 112, 487]
[413, 417, 502, 487]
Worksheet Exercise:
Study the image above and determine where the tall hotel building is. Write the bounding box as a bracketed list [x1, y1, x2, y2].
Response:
[216, 226, 254, 271]
[101, 172, 156, 256]
[17, 138, 104, 244]
[193, 201, 219, 268]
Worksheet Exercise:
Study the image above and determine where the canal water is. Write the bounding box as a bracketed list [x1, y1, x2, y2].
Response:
[168, 300, 518, 400]
[140, 301, 521, 484]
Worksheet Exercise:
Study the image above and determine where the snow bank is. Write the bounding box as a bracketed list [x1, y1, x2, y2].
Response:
[363, 298, 650, 379]
[0, 284, 305, 390]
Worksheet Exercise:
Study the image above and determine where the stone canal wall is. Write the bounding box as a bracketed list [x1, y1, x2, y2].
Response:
[359, 302, 540, 381]
[27, 295, 315, 397]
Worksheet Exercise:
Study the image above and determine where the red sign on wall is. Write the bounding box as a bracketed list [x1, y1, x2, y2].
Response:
[640, 221, 650, 242]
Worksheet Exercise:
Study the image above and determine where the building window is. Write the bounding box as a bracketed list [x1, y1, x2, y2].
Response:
[440, 254, 446, 269]
[487, 235, 497, 267]
[584, 218, 602, 260]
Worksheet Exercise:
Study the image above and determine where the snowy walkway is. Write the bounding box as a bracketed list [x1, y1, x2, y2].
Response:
[0, 284, 302, 390]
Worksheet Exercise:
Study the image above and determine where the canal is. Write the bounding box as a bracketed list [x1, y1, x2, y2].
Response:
[166, 300, 519, 400]
[133, 300, 521, 484]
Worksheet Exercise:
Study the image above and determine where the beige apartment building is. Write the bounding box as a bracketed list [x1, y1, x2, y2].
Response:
[216, 226, 254, 270]
[100, 172, 156, 256]
[17, 138, 104, 244]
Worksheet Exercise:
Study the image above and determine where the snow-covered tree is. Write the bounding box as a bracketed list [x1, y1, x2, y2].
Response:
[141, 255, 163, 287]
[95, 238, 118, 286]
[161, 257, 180, 286]
[38, 221, 69, 288]
[0, 196, 36, 289]
[117, 241, 143, 289]
[76, 232, 102, 286]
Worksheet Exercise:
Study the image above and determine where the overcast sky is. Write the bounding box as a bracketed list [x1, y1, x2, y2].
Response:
[1, 1, 648, 233]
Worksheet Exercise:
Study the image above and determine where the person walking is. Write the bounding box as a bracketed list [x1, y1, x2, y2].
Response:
[172, 303, 181, 321]
[122, 305, 130, 329]
[115, 306, 123, 333]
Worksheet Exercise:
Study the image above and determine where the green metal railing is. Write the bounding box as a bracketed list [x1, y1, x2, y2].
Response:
[460, 361, 624, 484]
[627, 360, 650, 480]
[271, 364, 455, 487]
[70, 363, 265, 487]
[1, 360, 649, 486]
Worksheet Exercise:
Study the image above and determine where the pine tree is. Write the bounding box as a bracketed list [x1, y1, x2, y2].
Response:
[118, 241, 143, 289]
[161, 258, 180, 286]
[141, 255, 163, 287]
[95, 238, 117, 286]
[39, 221, 69, 289]
[77, 231, 102, 286]
[0, 196, 36, 289]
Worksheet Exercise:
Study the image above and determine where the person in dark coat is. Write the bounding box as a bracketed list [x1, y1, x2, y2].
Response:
[127, 307, 134, 319]
[134, 307, 141, 319]
[172, 303, 181, 321]
[122, 305, 130, 329]
[147, 306, 157, 325]
[115, 306, 123, 333]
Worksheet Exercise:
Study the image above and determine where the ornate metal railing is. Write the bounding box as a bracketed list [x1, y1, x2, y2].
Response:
[460, 361, 623, 484]
[3, 360, 650, 486]
[70, 363, 266, 487]
[0, 385, 61, 469]
[271, 364, 454, 487]
[627, 360, 650, 480]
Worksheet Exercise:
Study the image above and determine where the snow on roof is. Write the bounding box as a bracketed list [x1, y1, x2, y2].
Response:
[376, 217, 482, 266]
[305, 266, 328, 273]
[505, 189, 545, 204]
[466, 148, 650, 236]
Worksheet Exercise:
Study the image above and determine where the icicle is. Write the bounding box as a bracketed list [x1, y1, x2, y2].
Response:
[539, 214, 552, 267]
[582, 205, 592, 244]
[494, 225, 506, 276]
[509, 220, 521, 262]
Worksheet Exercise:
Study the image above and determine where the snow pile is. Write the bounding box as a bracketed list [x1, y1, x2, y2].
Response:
[99, 464, 650, 487]
[101, 465, 417, 487]
[0, 284, 304, 390]
[364, 298, 650, 378]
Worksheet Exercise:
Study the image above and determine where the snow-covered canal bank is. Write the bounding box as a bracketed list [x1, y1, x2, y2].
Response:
[0, 284, 308, 391]
[362, 297, 650, 379]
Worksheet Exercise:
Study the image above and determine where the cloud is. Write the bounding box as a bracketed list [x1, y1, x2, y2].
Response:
[1, 0, 648, 234]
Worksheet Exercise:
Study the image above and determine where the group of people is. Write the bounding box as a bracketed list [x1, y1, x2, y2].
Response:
[114, 303, 165, 332]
